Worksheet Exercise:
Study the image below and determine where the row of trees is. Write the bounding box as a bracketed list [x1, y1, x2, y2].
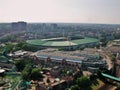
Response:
[15, 59, 43, 80]
[0, 35, 17, 43]
[66, 76, 92, 90]
[0, 42, 41, 55]
[14, 42, 41, 52]
[98, 33, 120, 47]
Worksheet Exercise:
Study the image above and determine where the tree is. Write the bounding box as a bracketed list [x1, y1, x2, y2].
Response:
[79, 46, 85, 50]
[110, 54, 116, 62]
[76, 76, 91, 88]
[96, 44, 100, 49]
[70, 85, 80, 90]
[5, 43, 14, 53]
[15, 59, 33, 72]
[46, 78, 50, 84]
[115, 85, 120, 90]
[30, 68, 42, 80]
[14, 42, 40, 52]
[13, 42, 26, 51]
[22, 64, 32, 80]
[99, 36, 106, 42]
[67, 71, 73, 76]
[15, 60, 26, 71]
[22, 70, 28, 80]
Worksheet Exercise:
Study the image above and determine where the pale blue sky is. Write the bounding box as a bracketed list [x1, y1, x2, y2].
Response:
[0, 0, 120, 24]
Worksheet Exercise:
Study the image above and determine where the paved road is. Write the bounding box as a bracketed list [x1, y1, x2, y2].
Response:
[98, 50, 113, 70]
[104, 54, 113, 70]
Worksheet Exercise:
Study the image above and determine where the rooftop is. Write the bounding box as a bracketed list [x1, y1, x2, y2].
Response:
[0, 69, 5, 73]
[32, 48, 100, 63]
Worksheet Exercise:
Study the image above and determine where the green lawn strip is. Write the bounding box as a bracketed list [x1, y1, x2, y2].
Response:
[91, 79, 104, 90]
[26, 37, 98, 46]
[72, 37, 98, 45]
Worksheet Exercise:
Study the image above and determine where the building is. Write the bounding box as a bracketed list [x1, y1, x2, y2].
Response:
[30, 48, 106, 71]
[0, 69, 5, 77]
[12, 21, 27, 31]
[32, 48, 83, 65]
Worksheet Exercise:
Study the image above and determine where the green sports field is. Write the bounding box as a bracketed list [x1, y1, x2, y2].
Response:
[26, 37, 98, 47]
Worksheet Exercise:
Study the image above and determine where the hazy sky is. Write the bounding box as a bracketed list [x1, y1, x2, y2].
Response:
[0, 0, 120, 24]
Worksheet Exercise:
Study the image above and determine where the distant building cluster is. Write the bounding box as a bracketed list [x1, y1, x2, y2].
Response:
[11, 21, 27, 31]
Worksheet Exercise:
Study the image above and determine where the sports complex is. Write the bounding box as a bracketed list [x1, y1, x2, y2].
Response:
[26, 37, 99, 48]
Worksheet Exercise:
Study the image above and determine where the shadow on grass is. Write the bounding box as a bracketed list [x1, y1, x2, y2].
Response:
[80, 86, 92, 90]
[90, 75, 99, 86]
[91, 78, 99, 86]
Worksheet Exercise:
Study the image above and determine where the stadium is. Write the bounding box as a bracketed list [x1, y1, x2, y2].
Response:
[26, 36, 99, 49]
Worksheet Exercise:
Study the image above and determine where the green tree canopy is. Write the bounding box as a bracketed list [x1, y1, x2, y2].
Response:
[22, 64, 32, 80]
[15, 59, 32, 72]
[70, 85, 80, 90]
[30, 68, 43, 80]
[110, 54, 116, 62]
[46, 78, 50, 84]
[76, 76, 91, 88]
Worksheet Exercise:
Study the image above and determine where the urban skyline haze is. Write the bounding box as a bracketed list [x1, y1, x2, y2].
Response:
[0, 0, 120, 24]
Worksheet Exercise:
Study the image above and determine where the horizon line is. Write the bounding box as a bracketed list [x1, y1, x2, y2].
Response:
[0, 21, 120, 25]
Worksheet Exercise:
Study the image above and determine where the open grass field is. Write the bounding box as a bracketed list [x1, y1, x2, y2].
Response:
[27, 37, 98, 47]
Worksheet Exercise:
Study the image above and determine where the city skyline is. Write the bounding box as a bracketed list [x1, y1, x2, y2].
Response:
[0, 0, 120, 24]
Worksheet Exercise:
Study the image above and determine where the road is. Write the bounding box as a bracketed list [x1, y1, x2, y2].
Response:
[104, 54, 113, 70]
[98, 50, 113, 70]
